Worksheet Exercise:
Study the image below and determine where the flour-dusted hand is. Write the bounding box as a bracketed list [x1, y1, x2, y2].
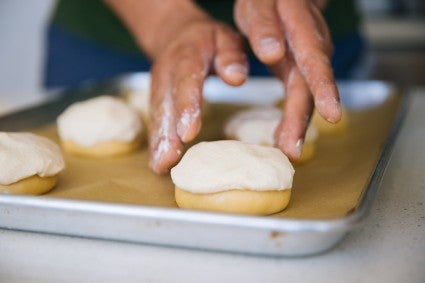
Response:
[149, 20, 248, 173]
[106, 0, 248, 173]
[235, 0, 341, 160]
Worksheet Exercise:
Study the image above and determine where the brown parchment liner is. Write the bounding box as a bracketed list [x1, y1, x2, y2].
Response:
[33, 94, 401, 219]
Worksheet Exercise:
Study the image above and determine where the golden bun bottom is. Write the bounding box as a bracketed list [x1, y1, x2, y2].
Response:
[312, 109, 348, 135]
[0, 175, 57, 195]
[61, 137, 141, 158]
[175, 187, 291, 215]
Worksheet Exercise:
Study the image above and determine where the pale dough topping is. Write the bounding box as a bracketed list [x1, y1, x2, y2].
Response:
[171, 140, 294, 193]
[0, 132, 65, 185]
[57, 96, 142, 146]
[225, 106, 318, 145]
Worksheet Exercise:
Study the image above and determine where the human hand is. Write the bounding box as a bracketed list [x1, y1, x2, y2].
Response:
[149, 20, 248, 173]
[106, 0, 248, 174]
[235, 0, 341, 161]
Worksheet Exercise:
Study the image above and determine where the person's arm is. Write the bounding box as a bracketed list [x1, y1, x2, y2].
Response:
[105, 0, 206, 59]
[105, 0, 248, 173]
[234, 0, 340, 160]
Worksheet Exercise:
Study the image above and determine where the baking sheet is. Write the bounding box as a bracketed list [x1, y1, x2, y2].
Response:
[0, 75, 407, 256]
[34, 94, 399, 220]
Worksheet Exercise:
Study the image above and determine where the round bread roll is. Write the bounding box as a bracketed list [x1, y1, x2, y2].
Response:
[0, 132, 65, 195]
[121, 73, 151, 124]
[224, 106, 318, 163]
[57, 95, 143, 157]
[312, 108, 349, 135]
[171, 140, 295, 215]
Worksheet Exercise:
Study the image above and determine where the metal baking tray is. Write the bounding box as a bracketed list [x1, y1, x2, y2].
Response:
[0, 74, 408, 256]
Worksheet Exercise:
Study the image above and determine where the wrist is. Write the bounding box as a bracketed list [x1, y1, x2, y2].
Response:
[105, 0, 210, 59]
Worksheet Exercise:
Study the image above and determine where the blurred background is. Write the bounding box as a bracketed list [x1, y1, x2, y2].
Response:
[0, 0, 424, 115]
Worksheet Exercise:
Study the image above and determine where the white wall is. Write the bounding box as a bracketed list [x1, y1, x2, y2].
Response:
[0, 0, 54, 113]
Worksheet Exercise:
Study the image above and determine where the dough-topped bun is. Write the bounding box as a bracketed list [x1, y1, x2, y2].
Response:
[121, 73, 151, 124]
[312, 108, 348, 134]
[171, 140, 295, 215]
[224, 106, 318, 163]
[0, 132, 65, 195]
[126, 84, 150, 124]
[57, 95, 143, 157]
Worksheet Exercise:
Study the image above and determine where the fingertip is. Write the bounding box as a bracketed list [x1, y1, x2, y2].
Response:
[311, 80, 341, 123]
[285, 140, 303, 162]
[149, 159, 168, 174]
[222, 63, 248, 86]
[149, 143, 183, 174]
[177, 118, 202, 143]
[149, 154, 169, 175]
[291, 138, 304, 161]
[275, 130, 303, 162]
[326, 103, 342, 124]
[315, 97, 342, 124]
[255, 37, 285, 64]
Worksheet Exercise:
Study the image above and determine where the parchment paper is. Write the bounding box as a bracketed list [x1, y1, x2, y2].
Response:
[34, 94, 401, 219]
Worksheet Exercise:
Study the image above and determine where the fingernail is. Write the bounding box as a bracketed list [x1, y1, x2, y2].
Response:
[316, 96, 342, 124]
[224, 64, 248, 82]
[177, 109, 201, 142]
[294, 138, 304, 159]
[176, 121, 188, 141]
[332, 100, 343, 122]
[325, 99, 342, 123]
[258, 37, 283, 59]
